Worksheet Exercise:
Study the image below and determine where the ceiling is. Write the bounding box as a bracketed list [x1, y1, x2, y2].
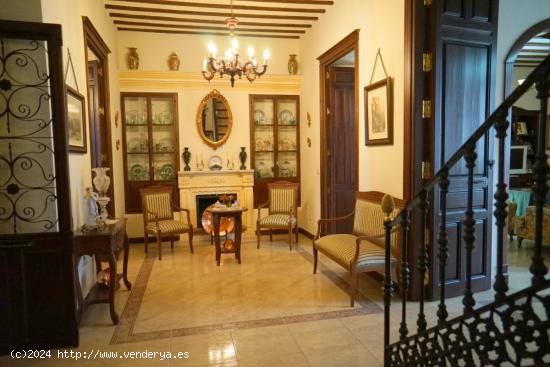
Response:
[105, 0, 334, 40]
[515, 31, 550, 67]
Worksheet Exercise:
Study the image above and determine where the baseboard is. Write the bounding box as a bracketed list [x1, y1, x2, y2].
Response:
[299, 228, 315, 240]
[129, 235, 180, 244]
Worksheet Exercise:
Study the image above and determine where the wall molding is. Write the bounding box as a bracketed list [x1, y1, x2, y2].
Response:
[119, 71, 302, 91]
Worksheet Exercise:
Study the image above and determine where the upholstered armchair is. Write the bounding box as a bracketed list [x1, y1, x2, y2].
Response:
[140, 186, 193, 260]
[514, 205, 550, 248]
[256, 181, 299, 250]
[507, 201, 518, 241]
[313, 191, 404, 307]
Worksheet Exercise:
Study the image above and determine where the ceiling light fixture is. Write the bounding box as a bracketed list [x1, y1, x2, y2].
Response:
[202, 0, 269, 87]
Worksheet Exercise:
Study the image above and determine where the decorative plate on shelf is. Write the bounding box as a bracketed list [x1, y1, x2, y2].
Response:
[254, 109, 265, 124]
[278, 109, 295, 125]
[208, 155, 223, 170]
[158, 163, 175, 180]
[129, 164, 147, 181]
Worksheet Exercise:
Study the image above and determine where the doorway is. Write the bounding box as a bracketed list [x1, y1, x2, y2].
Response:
[83, 16, 115, 215]
[504, 19, 550, 279]
[318, 30, 359, 234]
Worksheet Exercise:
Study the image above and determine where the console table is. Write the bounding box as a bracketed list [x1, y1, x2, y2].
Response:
[207, 207, 247, 266]
[74, 219, 132, 324]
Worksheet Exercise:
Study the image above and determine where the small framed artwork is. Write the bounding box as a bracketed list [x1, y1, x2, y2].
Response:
[365, 77, 393, 146]
[516, 121, 528, 135]
[66, 85, 87, 153]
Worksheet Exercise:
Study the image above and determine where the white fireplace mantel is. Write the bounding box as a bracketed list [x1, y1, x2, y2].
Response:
[178, 170, 255, 230]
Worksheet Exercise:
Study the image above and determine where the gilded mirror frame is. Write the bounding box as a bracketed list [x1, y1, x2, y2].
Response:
[196, 89, 233, 149]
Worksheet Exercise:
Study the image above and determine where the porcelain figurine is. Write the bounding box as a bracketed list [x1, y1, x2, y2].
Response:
[83, 187, 99, 229]
[168, 52, 180, 71]
[288, 54, 298, 75]
[127, 47, 139, 69]
[239, 147, 247, 170]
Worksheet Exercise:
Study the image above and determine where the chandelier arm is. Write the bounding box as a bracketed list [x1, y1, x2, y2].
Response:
[208, 57, 220, 73]
[256, 64, 268, 77]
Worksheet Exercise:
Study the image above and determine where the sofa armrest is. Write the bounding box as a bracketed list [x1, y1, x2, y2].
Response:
[314, 211, 354, 240]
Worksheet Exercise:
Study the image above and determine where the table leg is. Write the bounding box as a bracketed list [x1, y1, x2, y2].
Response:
[235, 214, 242, 264]
[213, 213, 221, 266]
[122, 233, 132, 290]
[74, 255, 83, 323]
[108, 253, 119, 325]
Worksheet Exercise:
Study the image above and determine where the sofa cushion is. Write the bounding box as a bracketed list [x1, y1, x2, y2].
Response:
[314, 233, 396, 270]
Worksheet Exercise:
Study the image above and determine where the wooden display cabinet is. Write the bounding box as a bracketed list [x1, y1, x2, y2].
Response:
[121, 93, 180, 213]
[249, 95, 300, 207]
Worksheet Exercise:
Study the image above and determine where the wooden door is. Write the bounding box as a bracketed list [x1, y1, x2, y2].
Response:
[0, 20, 78, 352]
[429, 0, 498, 298]
[327, 67, 356, 233]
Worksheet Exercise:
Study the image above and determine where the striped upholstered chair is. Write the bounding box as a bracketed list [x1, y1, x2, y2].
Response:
[313, 191, 404, 306]
[256, 181, 299, 250]
[140, 186, 193, 260]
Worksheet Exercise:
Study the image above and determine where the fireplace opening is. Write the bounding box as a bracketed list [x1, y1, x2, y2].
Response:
[196, 193, 237, 229]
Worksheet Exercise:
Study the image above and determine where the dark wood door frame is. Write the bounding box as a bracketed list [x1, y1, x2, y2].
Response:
[82, 16, 115, 215]
[318, 29, 359, 221]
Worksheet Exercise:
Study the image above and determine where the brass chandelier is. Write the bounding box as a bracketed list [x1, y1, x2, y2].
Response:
[201, 0, 269, 87]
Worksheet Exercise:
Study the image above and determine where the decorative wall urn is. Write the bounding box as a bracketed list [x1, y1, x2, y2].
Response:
[168, 52, 180, 71]
[239, 147, 247, 170]
[182, 147, 191, 171]
[127, 47, 139, 69]
[288, 54, 298, 75]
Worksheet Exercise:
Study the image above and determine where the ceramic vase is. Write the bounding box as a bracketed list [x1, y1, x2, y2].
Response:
[92, 167, 111, 196]
[127, 47, 139, 69]
[288, 54, 298, 75]
[182, 147, 191, 171]
[239, 147, 247, 170]
[168, 52, 180, 71]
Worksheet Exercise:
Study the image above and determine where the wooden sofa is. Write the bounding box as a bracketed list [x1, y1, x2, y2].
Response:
[313, 191, 405, 306]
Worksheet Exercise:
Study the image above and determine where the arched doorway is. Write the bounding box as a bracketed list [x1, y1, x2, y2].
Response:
[504, 19, 550, 280]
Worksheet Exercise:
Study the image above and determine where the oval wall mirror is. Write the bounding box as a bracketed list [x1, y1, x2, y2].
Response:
[196, 89, 232, 149]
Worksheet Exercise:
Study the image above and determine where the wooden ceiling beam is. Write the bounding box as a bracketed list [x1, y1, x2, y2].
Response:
[242, 0, 333, 4]
[109, 12, 312, 27]
[117, 26, 300, 38]
[105, 4, 319, 20]
[114, 20, 305, 33]
[108, 0, 326, 13]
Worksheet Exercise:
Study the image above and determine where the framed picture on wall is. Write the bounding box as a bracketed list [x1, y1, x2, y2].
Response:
[66, 85, 87, 153]
[365, 77, 393, 146]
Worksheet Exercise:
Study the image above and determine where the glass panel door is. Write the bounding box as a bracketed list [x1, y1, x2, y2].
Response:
[253, 98, 275, 178]
[0, 38, 59, 234]
[124, 97, 149, 181]
[276, 98, 298, 179]
[151, 97, 176, 181]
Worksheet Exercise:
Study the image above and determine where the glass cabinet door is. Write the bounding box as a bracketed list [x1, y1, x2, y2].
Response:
[124, 96, 149, 181]
[276, 98, 298, 179]
[151, 97, 177, 181]
[253, 98, 275, 179]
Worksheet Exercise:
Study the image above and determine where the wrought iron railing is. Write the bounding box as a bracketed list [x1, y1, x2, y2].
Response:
[383, 53, 550, 366]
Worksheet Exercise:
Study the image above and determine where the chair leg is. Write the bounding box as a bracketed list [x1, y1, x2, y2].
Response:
[313, 247, 318, 274]
[518, 237, 523, 248]
[288, 224, 292, 251]
[257, 226, 261, 249]
[295, 225, 299, 243]
[189, 230, 194, 254]
[171, 239, 174, 249]
[144, 233, 149, 254]
[270, 229, 273, 242]
[156, 232, 162, 260]
[350, 267, 357, 307]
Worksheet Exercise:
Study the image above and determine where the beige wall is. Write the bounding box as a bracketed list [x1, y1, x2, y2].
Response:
[40, 0, 121, 294]
[299, 0, 405, 233]
[116, 31, 299, 75]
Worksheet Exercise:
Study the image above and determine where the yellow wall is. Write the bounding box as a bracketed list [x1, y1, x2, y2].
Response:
[40, 0, 122, 294]
[115, 33, 301, 236]
[299, 0, 405, 233]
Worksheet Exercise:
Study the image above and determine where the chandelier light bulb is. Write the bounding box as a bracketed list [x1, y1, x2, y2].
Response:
[263, 49, 270, 64]
[225, 49, 233, 60]
[247, 46, 255, 58]
[207, 42, 217, 57]
[230, 37, 239, 51]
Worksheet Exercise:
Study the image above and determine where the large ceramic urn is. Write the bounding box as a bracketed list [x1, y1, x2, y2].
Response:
[92, 167, 111, 196]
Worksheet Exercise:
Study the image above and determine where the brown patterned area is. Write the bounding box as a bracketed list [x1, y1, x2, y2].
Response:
[110, 240, 381, 345]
